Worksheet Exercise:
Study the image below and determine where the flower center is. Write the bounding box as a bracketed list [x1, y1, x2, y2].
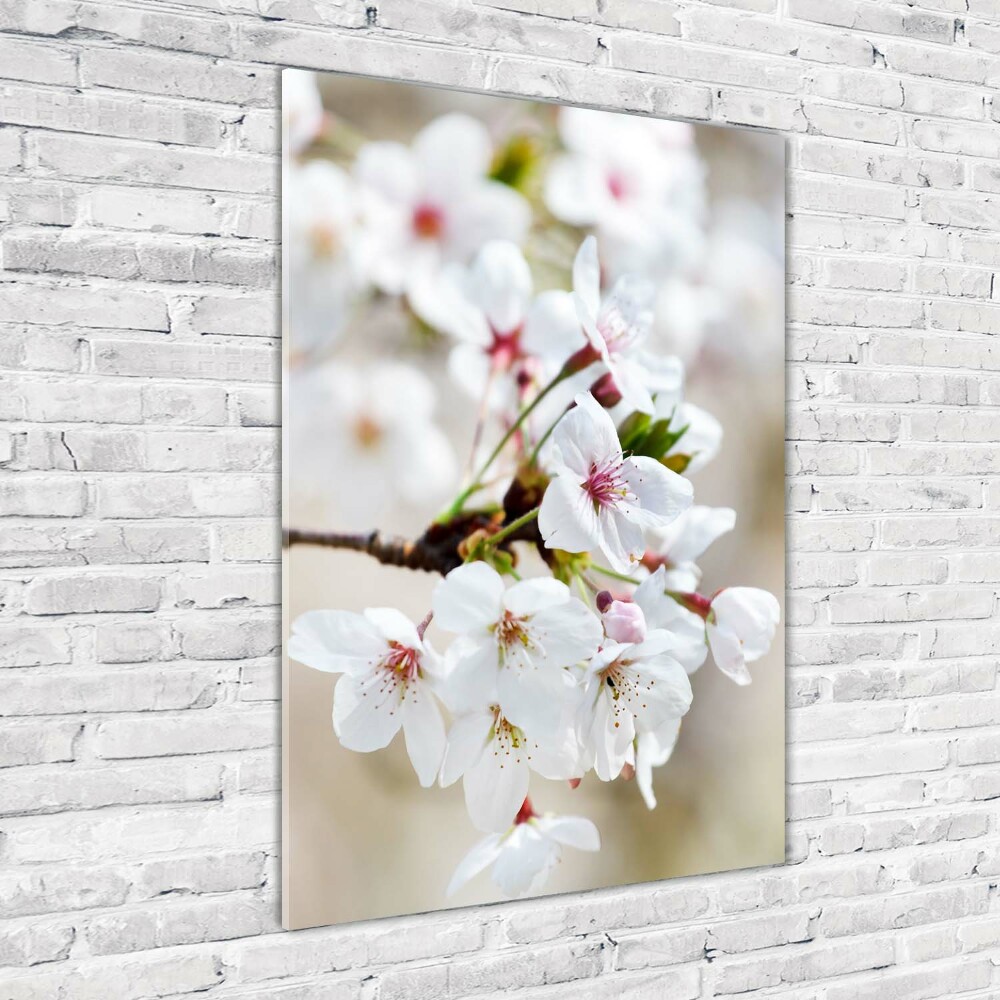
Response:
[601, 659, 650, 727]
[606, 171, 627, 201]
[310, 222, 340, 259]
[382, 641, 421, 682]
[492, 609, 532, 651]
[352, 414, 383, 450]
[583, 460, 629, 512]
[412, 202, 445, 240]
[487, 325, 524, 371]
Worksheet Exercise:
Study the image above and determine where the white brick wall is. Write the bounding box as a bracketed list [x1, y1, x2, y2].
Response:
[1, 0, 998, 996]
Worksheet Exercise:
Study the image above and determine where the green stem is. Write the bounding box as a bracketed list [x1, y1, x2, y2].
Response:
[468, 508, 539, 558]
[589, 563, 641, 585]
[440, 373, 566, 521]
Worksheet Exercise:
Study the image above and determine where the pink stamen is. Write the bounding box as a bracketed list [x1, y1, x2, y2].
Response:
[383, 642, 421, 681]
[584, 460, 628, 511]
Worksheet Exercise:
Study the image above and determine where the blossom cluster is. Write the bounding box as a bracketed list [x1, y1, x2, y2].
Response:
[285, 73, 781, 900]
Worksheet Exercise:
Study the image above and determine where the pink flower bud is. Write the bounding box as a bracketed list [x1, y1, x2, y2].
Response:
[602, 599, 647, 644]
[590, 372, 622, 408]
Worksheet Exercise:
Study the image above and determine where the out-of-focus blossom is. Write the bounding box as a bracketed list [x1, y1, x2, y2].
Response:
[539, 392, 692, 573]
[645, 505, 736, 592]
[545, 107, 706, 280]
[413, 240, 584, 408]
[447, 802, 600, 898]
[285, 160, 361, 353]
[440, 698, 581, 832]
[283, 69, 324, 156]
[289, 361, 457, 525]
[289, 607, 446, 786]
[354, 114, 530, 305]
[572, 236, 658, 415]
[432, 563, 602, 734]
[706, 587, 781, 686]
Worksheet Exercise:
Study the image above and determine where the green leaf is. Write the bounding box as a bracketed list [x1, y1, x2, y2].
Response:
[617, 411, 651, 451]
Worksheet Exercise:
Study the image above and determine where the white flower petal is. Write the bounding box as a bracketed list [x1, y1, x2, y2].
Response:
[621, 455, 693, 529]
[433, 562, 505, 633]
[288, 610, 384, 676]
[354, 140, 418, 204]
[440, 709, 493, 787]
[528, 600, 603, 667]
[502, 577, 572, 618]
[543, 155, 606, 226]
[332, 672, 403, 752]
[464, 738, 530, 833]
[521, 289, 585, 364]
[402, 683, 446, 787]
[447, 832, 504, 896]
[707, 620, 752, 685]
[414, 113, 492, 191]
[470, 240, 532, 335]
[536, 815, 601, 851]
[496, 661, 573, 734]
[444, 635, 501, 709]
[538, 475, 601, 555]
[491, 826, 558, 897]
[572, 236, 602, 322]
[363, 607, 421, 648]
[598, 507, 645, 574]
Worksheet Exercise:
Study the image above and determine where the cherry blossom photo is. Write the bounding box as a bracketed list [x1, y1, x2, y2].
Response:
[282, 71, 785, 929]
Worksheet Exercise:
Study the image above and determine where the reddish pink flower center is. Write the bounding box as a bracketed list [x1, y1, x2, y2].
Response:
[584, 460, 628, 511]
[412, 202, 445, 240]
[606, 171, 627, 201]
[383, 641, 421, 681]
[488, 325, 524, 370]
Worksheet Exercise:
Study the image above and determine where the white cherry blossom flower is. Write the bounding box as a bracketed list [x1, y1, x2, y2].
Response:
[447, 801, 600, 898]
[707, 587, 781, 686]
[440, 698, 581, 832]
[645, 505, 736, 592]
[354, 114, 530, 303]
[285, 160, 361, 353]
[545, 107, 707, 280]
[412, 240, 584, 407]
[288, 607, 446, 787]
[289, 361, 457, 527]
[433, 563, 602, 734]
[577, 614, 693, 781]
[655, 399, 723, 474]
[632, 566, 708, 675]
[282, 69, 323, 156]
[538, 392, 693, 573]
[572, 236, 658, 414]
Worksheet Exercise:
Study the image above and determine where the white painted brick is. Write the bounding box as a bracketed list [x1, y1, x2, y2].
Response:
[2, 6, 997, 1000]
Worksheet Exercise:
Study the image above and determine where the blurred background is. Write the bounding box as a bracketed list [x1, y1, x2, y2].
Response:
[283, 74, 785, 929]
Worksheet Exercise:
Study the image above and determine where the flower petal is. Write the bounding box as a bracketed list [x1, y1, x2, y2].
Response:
[332, 672, 403, 752]
[497, 660, 574, 734]
[363, 607, 421, 648]
[354, 140, 418, 203]
[491, 826, 558, 897]
[539, 474, 601, 556]
[528, 599, 603, 668]
[543, 155, 606, 227]
[440, 709, 493, 787]
[447, 832, 504, 896]
[707, 620, 752, 685]
[432, 562, 505, 633]
[414, 113, 492, 191]
[621, 455, 693, 529]
[444, 635, 500, 710]
[470, 240, 532, 334]
[402, 682, 447, 787]
[502, 577, 571, 618]
[464, 738, 530, 832]
[536, 815, 601, 851]
[572, 235, 602, 322]
[288, 609, 385, 676]
[521, 290, 585, 364]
